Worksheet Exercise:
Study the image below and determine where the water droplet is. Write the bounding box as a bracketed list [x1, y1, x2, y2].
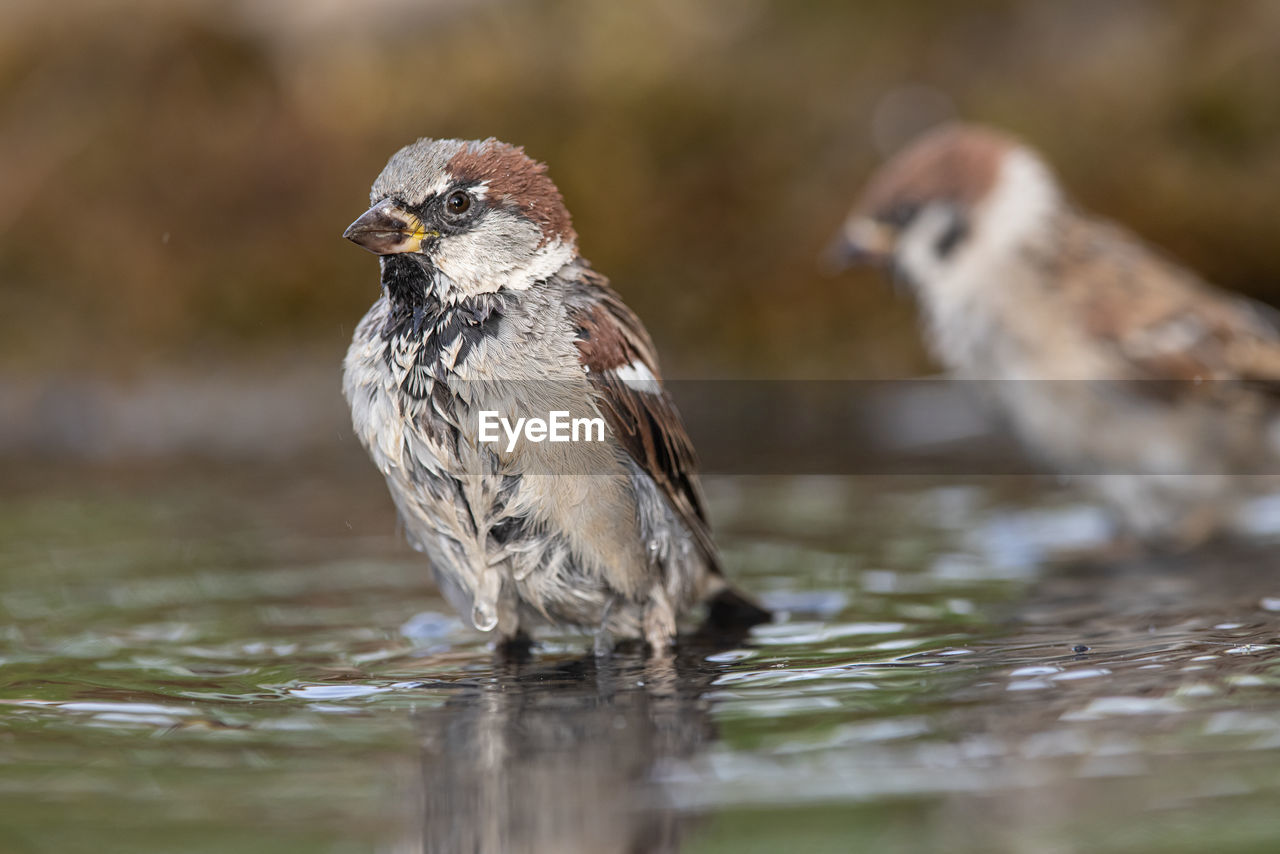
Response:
[472, 602, 498, 632]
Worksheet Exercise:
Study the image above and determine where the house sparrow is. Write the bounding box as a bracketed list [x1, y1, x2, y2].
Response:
[342, 137, 768, 652]
[827, 123, 1280, 546]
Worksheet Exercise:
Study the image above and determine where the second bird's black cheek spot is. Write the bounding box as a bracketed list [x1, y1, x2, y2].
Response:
[934, 210, 970, 259]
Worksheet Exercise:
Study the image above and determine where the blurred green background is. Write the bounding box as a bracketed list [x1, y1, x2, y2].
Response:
[3, 0, 1280, 453]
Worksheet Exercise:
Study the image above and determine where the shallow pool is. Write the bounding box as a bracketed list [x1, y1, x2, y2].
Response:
[2, 466, 1279, 853]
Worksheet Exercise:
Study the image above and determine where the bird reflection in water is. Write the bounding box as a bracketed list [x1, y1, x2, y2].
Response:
[404, 644, 733, 854]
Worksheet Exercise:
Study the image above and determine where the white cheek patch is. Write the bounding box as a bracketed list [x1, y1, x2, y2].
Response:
[897, 205, 959, 286]
[434, 208, 574, 296]
[613, 360, 660, 394]
[900, 147, 1059, 299]
[509, 239, 575, 289]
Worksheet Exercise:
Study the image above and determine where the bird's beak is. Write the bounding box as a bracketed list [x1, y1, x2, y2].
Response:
[343, 199, 439, 255]
[821, 217, 896, 273]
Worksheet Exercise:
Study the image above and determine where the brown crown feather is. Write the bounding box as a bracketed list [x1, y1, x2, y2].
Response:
[858, 123, 1020, 219]
[447, 139, 577, 246]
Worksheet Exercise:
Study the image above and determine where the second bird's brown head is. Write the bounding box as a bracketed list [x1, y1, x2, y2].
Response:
[344, 138, 578, 305]
[825, 123, 1060, 294]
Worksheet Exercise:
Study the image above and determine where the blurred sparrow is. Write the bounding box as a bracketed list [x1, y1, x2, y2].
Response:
[828, 123, 1280, 546]
[342, 137, 768, 652]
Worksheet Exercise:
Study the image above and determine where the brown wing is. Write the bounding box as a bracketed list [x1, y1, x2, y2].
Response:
[1053, 216, 1280, 393]
[567, 271, 721, 573]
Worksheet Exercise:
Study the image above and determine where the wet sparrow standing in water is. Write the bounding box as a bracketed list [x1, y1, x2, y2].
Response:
[342, 138, 767, 652]
[828, 124, 1280, 546]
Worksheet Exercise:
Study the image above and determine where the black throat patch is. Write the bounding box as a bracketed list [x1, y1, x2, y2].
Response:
[379, 262, 510, 400]
[380, 254, 436, 314]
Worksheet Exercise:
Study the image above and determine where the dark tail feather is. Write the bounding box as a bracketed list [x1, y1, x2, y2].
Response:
[701, 586, 772, 635]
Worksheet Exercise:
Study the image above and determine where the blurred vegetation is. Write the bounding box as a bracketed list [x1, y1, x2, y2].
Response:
[2, 0, 1280, 379]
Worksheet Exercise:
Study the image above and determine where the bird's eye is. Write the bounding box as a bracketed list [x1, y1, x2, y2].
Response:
[881, 202, 921, 229]
[445, 190, 472, 216]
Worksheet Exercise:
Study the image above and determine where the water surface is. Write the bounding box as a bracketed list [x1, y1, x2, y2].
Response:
[2, 467, 1280, 852]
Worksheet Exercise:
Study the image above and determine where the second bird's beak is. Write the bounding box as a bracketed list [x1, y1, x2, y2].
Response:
[343, 199, 439, 255]
[821, 217, 896, 272]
